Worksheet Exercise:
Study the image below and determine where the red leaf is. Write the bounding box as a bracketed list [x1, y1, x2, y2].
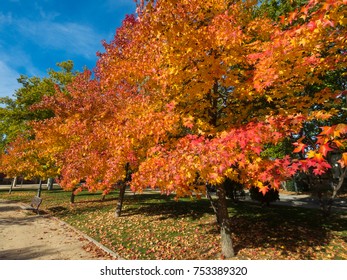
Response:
[318, 144, 333, 157]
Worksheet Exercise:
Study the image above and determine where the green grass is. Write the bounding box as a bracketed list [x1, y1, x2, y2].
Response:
[1, 187, 346, 260]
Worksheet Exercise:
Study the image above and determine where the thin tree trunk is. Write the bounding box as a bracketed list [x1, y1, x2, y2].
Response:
[216, 182, 235, 258]
[37, 179, 43, 197]
[115, 183, 126, 218]
[47, 177, 54, 191]
[70, 188, 76, 204]
[332, 167, 347, 199]
[293, 176, 298, 194]
[9, 176, 17, 194]
[206, 184, 219, 224]
[281, 181, 287, 191]
[115, 163, 131, 218]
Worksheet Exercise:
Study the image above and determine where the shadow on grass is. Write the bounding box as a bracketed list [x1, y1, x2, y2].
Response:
[121, 195, 347, 258]
[228, 202, 347, 258]
[121, 193, 215, 221]
[41, 191, 347, 258]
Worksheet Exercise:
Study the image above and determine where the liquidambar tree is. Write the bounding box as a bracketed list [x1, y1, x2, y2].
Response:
[95, 0, 346, 257]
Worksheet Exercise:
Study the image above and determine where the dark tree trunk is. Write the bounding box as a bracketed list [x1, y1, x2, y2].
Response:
[115, 183, 126, 218]
[206, 184, 219, 224]
[9, 176, 17, 194]
[216, 182, 235, 258]
[37, 179, 43, 197]
[70, 189, 76, 204]
[206, 181, 235, 257]
[115, 163, 131, 218]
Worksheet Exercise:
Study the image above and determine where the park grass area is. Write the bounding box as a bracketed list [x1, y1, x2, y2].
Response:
[1, 188, 346, 260]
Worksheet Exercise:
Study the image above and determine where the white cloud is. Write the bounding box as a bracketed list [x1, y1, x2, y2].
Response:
[0, 47, 43, 98]
[16, 19, 104, 59]
[34, 3, 60, 21]
[0, 11, 104, 98]
[0, 60, 20, 98]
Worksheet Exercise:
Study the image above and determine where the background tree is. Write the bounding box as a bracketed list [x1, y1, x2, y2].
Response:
[32, 64, 178, 214]
[0, 60, 77, 150]
[0, 61, 78, 189]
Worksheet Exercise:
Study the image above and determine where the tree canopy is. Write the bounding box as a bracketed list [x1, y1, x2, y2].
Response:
[1, 0, 346, 258]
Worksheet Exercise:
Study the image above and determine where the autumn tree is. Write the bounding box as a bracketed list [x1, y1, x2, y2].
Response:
[0, 61, 78, 190]
[0, 60, 77, 150]
[95, 0, 347, 257]
[0, 133, 60, 196]
[7, 0, 344, 259]
[255, 0, 347, 197]
[32, 63, 178, 213]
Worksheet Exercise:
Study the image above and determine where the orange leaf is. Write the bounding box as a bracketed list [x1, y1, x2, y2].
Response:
[318, 144, 333, 157]
[338, 153, 347, 168]
[333, 139, 345, 148]
[319, 126, 335, 136]
[259, 186, 269, 196]
[335, 124, 347, 135]
[293, 142, 306, 153]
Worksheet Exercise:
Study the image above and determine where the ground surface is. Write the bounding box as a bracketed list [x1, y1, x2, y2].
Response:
[0, 185, 346, 260]
[0, 199, 118, 260]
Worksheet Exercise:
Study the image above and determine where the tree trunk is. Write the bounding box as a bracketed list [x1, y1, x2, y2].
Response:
[325, 167, 347, 215]
[37, 179, 43, 197]
[9, 176, 17, 194]
[47, 177, 54, 190]
[216, 183, 235, 258]
[332, 167, 347, 199]
[281, 181, 287, 191]
[293, 175, 298, 194]
[115, 183, 126, 218]
[115, 163, 131, 218]
[70, 189, 76, 204]
[206, 184, 219, 224]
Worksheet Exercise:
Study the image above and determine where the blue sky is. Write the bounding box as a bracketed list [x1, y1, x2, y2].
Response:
[0, 0, 136, 98]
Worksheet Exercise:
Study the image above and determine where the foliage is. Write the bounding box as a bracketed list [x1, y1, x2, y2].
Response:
[292, 123, 347, 213]
[0, 60, 77, 151]
[257, 0, 309, 20]
[1, 0, 346, 258]
[0, 61, 78, 180]
[0, 135, 59, 179]
[117, 0, 347, 197]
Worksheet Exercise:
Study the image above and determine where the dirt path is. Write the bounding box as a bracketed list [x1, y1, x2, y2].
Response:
[0, 200, 118, 260]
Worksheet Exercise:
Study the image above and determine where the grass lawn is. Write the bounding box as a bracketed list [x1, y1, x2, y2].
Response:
[1, 187, 346, 260]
